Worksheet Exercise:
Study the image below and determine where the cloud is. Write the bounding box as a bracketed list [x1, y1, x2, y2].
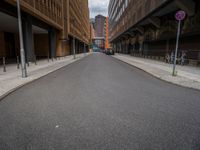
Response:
[89, 0, 109, 18]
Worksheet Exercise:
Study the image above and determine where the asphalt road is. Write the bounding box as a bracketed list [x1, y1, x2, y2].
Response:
[0, 53, 200, 150]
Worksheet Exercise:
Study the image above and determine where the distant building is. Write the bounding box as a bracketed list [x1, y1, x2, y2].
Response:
[105, 17, 111, 49]
[95, 15, 106, 38]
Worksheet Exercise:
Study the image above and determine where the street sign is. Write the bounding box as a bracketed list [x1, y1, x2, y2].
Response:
[172, 10, 186, 76]
[175, 10, 186, 21]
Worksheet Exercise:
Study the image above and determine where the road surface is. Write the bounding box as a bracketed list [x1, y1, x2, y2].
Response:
[0, 53, 200, 150]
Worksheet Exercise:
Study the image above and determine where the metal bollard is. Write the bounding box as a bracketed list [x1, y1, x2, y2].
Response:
[17, 56, 20, 69]
[3, 57, 6, 72]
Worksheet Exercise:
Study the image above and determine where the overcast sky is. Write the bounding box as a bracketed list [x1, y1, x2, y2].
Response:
[89, 0, 109, 18]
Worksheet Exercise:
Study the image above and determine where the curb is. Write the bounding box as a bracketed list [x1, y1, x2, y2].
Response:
[0, 54, 90, 101]
[112, 55, 200, 91]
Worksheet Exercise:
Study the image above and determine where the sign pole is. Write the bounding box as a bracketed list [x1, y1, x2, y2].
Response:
[172, 20, 181, 76]
[173, 10, 186, 76]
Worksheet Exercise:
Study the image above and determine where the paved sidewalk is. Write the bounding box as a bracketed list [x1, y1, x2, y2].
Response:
[113, 54, 200, 90]
[0, 53, 90, 99]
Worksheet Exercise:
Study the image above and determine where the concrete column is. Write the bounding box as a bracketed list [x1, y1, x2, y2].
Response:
[127, 42, 130, 54]
[139, 42, 144, 56]
[128, 43, 131, 54]
[48, 28, 56, 58]
[81, 42, 83, 53]
[77, 41, 81, 54]
[124, 43, 126, 54]
[166, 39, 169, 54]
[70, 37, 73, 55]
[114, 43, 117, 52]
[133, 43, 135, 55]
[120, 42, 122, 53]
[125, 42, 127, 54]
[143, 42, 149, 56]
[116, 43, 118, 53]
[22, 16, 34, 62]
[76, 40, 78, 54]
[122, 43, 124, 54]
[122, 43, 124, 53]
[78, 40, 79, 54]
[119, 43, 121, 53]
[125, 43, 127, 54]
[115, 43, 116, 52]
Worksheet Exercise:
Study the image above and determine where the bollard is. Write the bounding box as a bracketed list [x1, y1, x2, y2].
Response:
[17, 56, 20, 69]
[3, 57, 6, 72]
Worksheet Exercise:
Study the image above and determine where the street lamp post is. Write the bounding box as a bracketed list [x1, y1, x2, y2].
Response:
[17, 0, 27, 78]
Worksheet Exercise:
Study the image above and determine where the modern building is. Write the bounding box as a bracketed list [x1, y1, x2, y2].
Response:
[68, 0, 90, 55]
[0, 0, 90, 64]
[104, 17, 111, 49]
[108, 0, 200, 64]
[95, 15, 106, 38]
[93, 15, 106, 49]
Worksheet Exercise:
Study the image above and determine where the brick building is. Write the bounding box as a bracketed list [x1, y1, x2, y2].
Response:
[95, 15, 106, 38]
[0, 0, 90, 63]
[109, 0, 200, 64]
[93, 15, 106, 49]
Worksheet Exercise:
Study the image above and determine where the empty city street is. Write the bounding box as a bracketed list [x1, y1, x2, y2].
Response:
[0, 53, 200, 150]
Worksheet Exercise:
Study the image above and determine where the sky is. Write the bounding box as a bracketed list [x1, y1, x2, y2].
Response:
[89, 0, 109, 18]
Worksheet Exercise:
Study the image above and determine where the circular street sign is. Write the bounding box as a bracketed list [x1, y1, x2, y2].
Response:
[175, 10, 186, 21]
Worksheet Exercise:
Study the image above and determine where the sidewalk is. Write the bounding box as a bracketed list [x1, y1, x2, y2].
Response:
[113, 54, 200, 90]
[0, 53, 90, 99]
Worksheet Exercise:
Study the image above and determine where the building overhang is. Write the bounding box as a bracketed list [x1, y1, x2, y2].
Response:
[110, 0, 195, 43]
[0, 11, 48, 34]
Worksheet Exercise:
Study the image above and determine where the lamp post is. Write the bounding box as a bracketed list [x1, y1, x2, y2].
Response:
[17, 0, 27, 78]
